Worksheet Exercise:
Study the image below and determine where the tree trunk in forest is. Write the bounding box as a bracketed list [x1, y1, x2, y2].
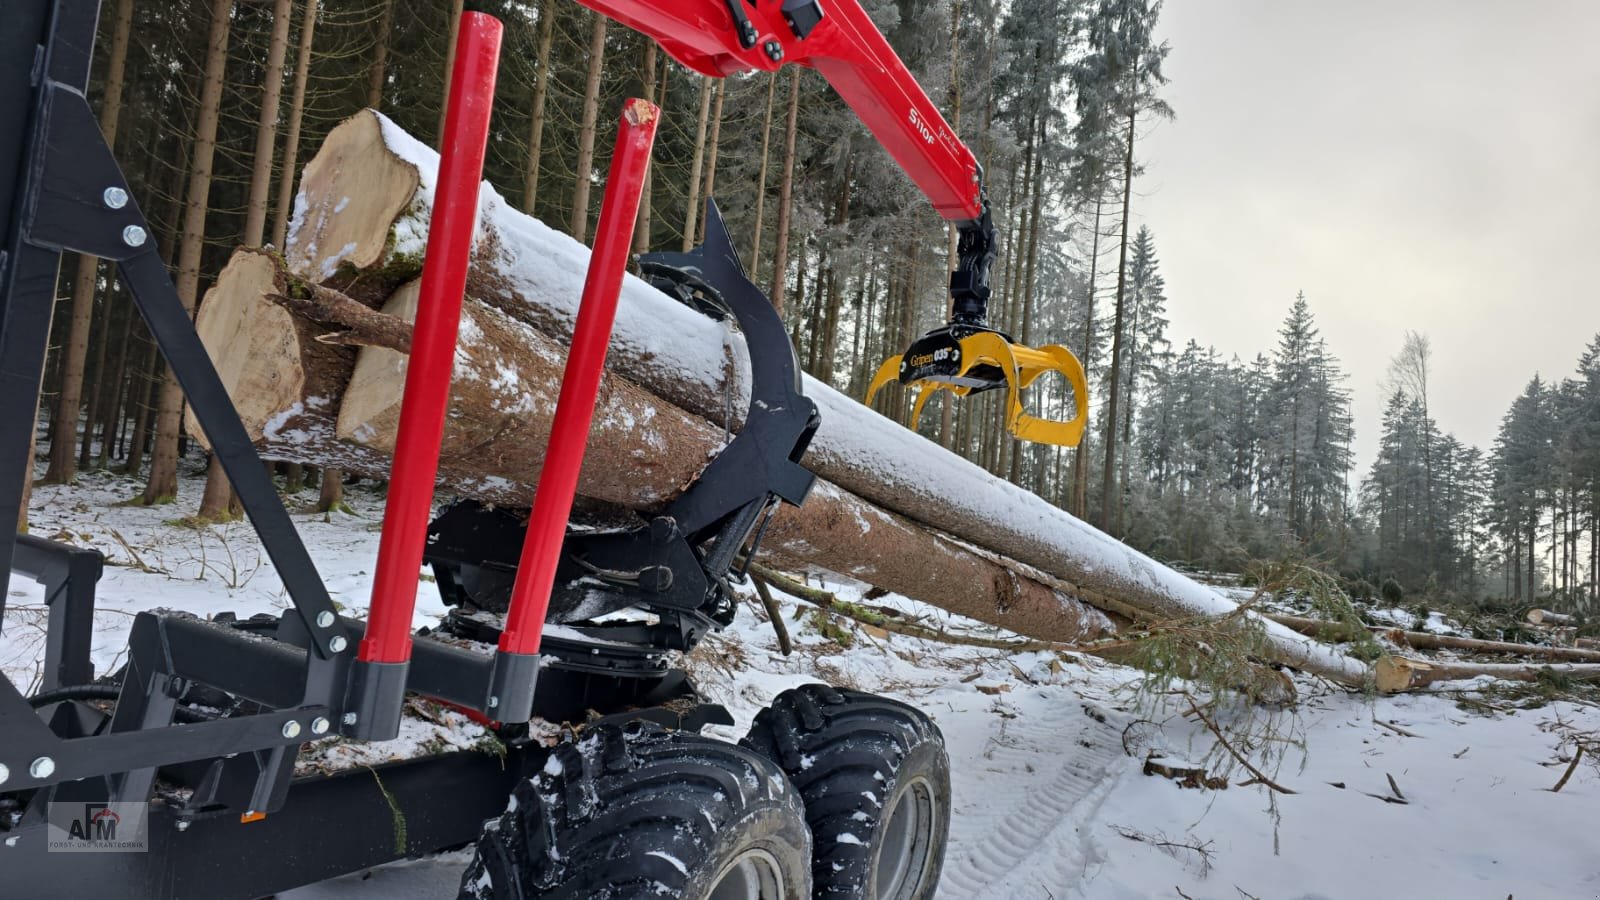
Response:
[1098, 112, 1136, 533]
[123, 342, 158, 476]
[256, 112, 1373, 688]
[941, 10, 961, 451]
[367, 0, 393, 109]
[769, 70, 800, 313]
[436, 0, 465, 147]
[698, 79, 725, 246]
[682, 76, 714, 252]
[750, 73, 777, 281]
[143, 0, 233, 506]
[94, 302, 133, 468]
[523, 0, 558, 214]
[77, 298, 110, 468]
[569, 12, 607, 242]
[633, 38, 656, 252]
[1010, 118, 1045, 484]
[271, 0, 318, 249]
[245, 0, 293, 247]
[43, 0, 132, 485]
[1070, 201, 1101, 517]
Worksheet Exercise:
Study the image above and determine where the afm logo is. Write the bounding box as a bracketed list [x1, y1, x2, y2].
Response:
[47, 802, 148, 853]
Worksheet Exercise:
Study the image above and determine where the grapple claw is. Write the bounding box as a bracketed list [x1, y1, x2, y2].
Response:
[864, 325, 1089, 448]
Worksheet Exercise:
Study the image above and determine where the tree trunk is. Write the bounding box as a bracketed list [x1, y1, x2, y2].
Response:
[122, 340, 158, 476]
[42, 0, 133, 485]
[1098, 112, 1135, 532]
[750, 73, 777, 281]
[632, 38, 656, 252]
[271, 0, 319, 249]
[682, 76, 713, 251]
[769, 70, 801, 313]
[94, 299, 134, 468]
[569, 12, 607, 243]
[244, 0, 293, 247]
[1071, 201, 1101, 516]
[143, 0, 233, 506]
[698, 79, 725, 245]
[317, 467, 344, 512]
[77, 296, 111, 468]
[436, 0, 465, 147]
[367, 0, 393, 109]
[523, 0, 558, 215]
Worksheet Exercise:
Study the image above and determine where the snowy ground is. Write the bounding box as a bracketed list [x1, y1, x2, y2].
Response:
[9, 462, 1600, 899]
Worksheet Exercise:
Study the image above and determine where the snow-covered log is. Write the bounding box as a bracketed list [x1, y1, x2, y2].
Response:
[265, 110, 1369, 687]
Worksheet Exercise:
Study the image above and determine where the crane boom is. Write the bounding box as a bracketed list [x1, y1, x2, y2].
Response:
[576, 0, 984, 223]
[578, 0, 1088, 449]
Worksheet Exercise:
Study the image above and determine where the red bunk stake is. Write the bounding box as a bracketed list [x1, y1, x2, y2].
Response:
[351, 12, 500, 736]
[488, 99, 660, 717]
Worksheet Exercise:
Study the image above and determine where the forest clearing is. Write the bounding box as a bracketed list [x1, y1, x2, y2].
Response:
[3, 0, 1597, 898]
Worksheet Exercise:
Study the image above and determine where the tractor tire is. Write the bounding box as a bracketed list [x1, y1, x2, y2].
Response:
[741, 684, 951, 900]
[459, 720, 812, 900]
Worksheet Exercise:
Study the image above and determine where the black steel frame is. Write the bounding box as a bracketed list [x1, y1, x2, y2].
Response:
[0, 0, 532, 882]
[2, 0, 359, 805]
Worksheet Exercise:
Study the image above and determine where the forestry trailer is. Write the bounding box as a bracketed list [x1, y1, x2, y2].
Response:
[0, 0, 1084, 897]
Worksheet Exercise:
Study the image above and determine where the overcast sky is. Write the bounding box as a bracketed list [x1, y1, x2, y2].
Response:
[1137, 0, 1600, 473]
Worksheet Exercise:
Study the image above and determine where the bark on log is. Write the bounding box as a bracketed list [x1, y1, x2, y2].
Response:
[1527, 609, 1577, 627]
[1375, 655, 1600, 693]
[1383, 628, 1600, 663]
[1267, 613, 1600, 664]
[197, 249, 1113, 645]
[272, 110, 1368, 686]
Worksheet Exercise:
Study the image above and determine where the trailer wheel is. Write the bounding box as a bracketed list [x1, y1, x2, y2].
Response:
[460, 720, 812, 899]
[742, 684, 951, 900]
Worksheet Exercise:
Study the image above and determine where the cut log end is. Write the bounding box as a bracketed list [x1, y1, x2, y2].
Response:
[1528, 608, 1577, 627]
[187, 249, 304, 450]
[335, 280, 420, 454]
[1375, 655, 1432, 693]
[283, 109, 420, 279]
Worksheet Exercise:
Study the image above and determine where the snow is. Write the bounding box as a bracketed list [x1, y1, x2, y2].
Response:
[14, 457, 1597, 899]
[645, 849, 689, 876]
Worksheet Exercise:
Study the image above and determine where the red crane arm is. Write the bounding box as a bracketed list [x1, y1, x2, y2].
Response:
[575, 0, 984, 223]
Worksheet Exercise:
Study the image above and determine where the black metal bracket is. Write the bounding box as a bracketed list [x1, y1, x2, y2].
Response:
[425, 199, 819, 663]
[539, 199, 818, 635]
[10, 534, 101, 691]
[948, 187, 996, 327]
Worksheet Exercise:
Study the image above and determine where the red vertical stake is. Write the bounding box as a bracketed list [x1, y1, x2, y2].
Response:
[497, 99, 661, 659]
[359, 13, 501, 667]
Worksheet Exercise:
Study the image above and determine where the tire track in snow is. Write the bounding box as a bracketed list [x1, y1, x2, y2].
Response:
[939, 694, 1129, 898]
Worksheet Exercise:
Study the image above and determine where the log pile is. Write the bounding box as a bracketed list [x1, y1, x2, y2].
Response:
[196, 110, 1373, 687]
